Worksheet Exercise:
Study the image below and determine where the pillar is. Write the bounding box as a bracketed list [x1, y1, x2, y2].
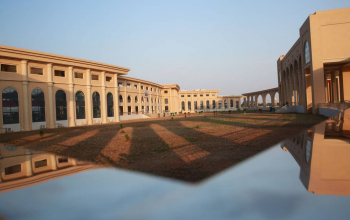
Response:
[47, 64, 55, 128]
[114, 74, 120, 122]
[21, 60, 30, 131]
[238, 97, 242, 109]
[262, 94, 267, 107]
[86, 69, 93, 125]
[101, 71, 107, 123]
[68, 66, 75, 127]
[271, 93, 276, 107]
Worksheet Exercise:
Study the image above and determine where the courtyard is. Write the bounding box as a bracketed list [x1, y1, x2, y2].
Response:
[0, 113, 326, 182]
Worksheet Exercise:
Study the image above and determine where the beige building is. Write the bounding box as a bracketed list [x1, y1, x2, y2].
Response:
[0, 45, 243, 132]
[277, 7, 350, 114]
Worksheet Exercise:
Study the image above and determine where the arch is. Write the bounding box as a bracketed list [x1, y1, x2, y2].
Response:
[119, 95, 123, 103]
[75, 91, 85, 119]
[212, 100, 216, 109]
[200, 101, 204, 110]
[224, 100, 228, 109]
[206, 100, 210, 109]
[294, 60, 298, 74]
[230, 99, 233, 108]
[181, 101, 185, 111]
[257, 94, 263, 107]
[2, 87, 19, 124]
[188, 101, 191, 111]
[92, 91, 101, 118]
[107, 92, 114, 117]
[274, 92, 280, 106]
[266, 93, 272, 106]
[55, 90, 67, 121]
[135, 96, 138, 103]
[127, 95, 131, 103]
[31, 88, 45, 122]
[304, 41, 310, 64]
[194, 101, 197, 110]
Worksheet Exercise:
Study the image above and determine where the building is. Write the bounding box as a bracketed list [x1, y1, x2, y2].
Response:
[277, 7, 350, 114]
[0, 45, 243, 132]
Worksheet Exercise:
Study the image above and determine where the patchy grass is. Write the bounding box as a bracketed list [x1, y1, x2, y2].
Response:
[0, 113, 326, 182]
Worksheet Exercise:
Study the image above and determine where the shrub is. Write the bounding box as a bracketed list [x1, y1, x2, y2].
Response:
[120, 124, 123, 128]
[120, 130, 125, 133]
[125, 134, 130, 141]
[39, 129, 44, 137]
[195, 125, 200, 129]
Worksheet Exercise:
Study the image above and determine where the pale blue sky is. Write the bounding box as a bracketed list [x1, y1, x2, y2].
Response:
[1, 0, 349, 102]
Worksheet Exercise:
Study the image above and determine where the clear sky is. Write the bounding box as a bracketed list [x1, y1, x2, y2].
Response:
[1, 0, 349, 102]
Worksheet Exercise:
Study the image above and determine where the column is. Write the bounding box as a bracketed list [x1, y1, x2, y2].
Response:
[271, 93, 276, 107]
[262, 94, 266, 107]
[68, 66, 75, 127]
[114, 74, 120, 122]
[47, 64, 55, 128]
[124, 80, 127, 114]
[86, 69, 93, 125]
[21, 60, 30, 131]
[255, 95, 259, 107]
[101, 71, 107, 123]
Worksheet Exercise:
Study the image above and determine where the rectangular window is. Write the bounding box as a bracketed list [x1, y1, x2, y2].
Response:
[165, 106, 169, 111]
[1, 64, 17, 72]
[165, 99, 168, 104]
[206, 94, 209, 97]
[75, 72, 84, 79]
[134, 85, 138, 89]
[146, 87, 148, 90]
[34, 159, 48, 168]
[141, 86, 144, 89]
[200, 94, 203, 97]
[106, 76, 112, 82]
[151, 88, 153, 91]
[194, 95, 197, 97]
[54, 70, 65, 77]
[127, 84, 131, 88]
[212, 94, 215, 96]
[187, 95, 191, 97]
[58, 158, 68, 163]
[164, 90, 168, 94]
[118, 82, 123, 87]
[92, 75, 99, 80]
[181, 95, 184, 97]
[31, 67, 43, 75]
[5, 164, 21, 175]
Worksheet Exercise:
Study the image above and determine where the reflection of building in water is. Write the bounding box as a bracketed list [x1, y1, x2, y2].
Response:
[0, 144, 98, 193]
[281, 110, 350, 195]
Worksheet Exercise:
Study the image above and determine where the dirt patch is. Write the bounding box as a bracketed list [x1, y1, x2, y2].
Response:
[0, 113, 326, 182]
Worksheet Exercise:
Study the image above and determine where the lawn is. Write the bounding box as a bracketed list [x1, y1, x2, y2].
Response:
[0, 113, 326, 182]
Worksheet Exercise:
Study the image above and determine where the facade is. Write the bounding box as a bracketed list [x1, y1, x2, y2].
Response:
[277, 7, 350, 114]
[0, 45, 243, 133]
[281, 110, 350, 195]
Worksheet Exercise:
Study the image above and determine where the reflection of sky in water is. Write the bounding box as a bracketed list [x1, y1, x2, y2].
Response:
[1, 145, 350, 220]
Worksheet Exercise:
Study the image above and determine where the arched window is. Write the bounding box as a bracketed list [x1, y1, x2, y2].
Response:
[2, 87, 19, 124]
[141, 96, 144, 103]
[212, 100, 216, 109]
[218, 100, 222, 109]
[230, 99, 233, 108]
[188, 101, 191, 111]
[200, 101, 203, 110]
[181, 101, 185, 111]
[127, 96, 131, 103]
[304, 42, 310, 64]
[135, 96, 138, 103]
[119, 95, 123, 103]
[224, 100, 228, 109]
[294, 60, 298, 74]
[55, 90, 67, 121]
[75, 91, 85, 119]
[206, 100, 210, 109]
[107, 92, 114, 117]
[92, 92, 101, 118]
[194, 101, 197, 110]
[31, 88, 45, 122]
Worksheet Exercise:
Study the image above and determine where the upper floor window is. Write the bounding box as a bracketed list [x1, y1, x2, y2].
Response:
[75, 72, 84, 79]
[187, 95, 191, 97]
[92, 75, 99, 80]
[164, 90, 168, 94]
[141, 86, 144, 89]
[206, 94, 209, 97]
[146, 87, 148, 90]
[304, 42, 310, 64]
[212, 94, 215, 96]
[31, 67, 43, 75]
[118, 82, 123, 87]
[181, 95, 184, 97]
[106, 76, 112, 82]
[134, 85, 138, 89]
[164, 98, 168, 104]
[200, 94, 203, 97]
[151, 88, 153, 91]
[194, 95, 197, 97]
[54, 70, 65, 77]
[1, 64, 16, 72]
[127, 84, 131, 88]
